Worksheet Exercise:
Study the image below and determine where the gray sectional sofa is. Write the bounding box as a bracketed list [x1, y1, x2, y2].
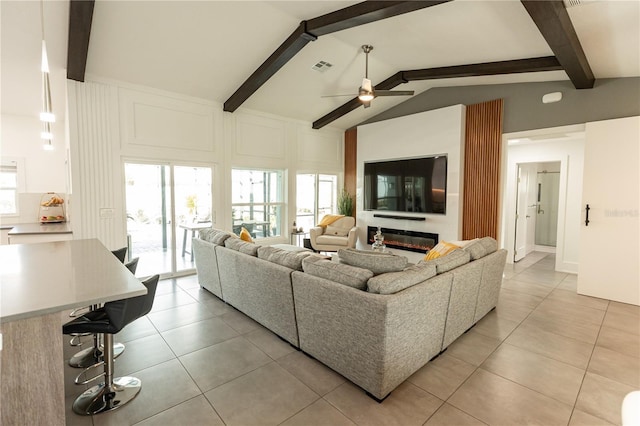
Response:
[193, 228, 507, 400]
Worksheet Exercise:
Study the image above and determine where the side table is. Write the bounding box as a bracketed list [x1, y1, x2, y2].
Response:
[290, 231, 308, 247]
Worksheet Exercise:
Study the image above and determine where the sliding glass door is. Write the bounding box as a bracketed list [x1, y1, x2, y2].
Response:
[296, 173, 338, 232]
[124, 162, 212, 278]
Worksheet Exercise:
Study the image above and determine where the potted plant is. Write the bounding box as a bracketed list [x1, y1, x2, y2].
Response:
[337, 189, 354, 216]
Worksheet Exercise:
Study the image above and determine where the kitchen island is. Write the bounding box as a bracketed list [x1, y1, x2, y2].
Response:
[0, 239, 147, 425]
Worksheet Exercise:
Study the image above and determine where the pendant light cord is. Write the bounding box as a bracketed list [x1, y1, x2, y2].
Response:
[40, 0, 46, 41]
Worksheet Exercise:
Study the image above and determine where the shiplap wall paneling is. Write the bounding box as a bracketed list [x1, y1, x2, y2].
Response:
[463, 99, 504, 240]
[68, 81, 122, 249]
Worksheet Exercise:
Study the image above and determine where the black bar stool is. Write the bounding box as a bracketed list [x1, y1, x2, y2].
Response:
[63, 274, 159, 415]
[68, 256, 139, 369]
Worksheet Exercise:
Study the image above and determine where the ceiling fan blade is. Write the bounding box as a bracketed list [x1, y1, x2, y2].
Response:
[374, 90, 415, 97]
[321, 94, 357, 98]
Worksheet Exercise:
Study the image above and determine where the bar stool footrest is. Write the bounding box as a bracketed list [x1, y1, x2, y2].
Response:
[69, 342, 125, 368]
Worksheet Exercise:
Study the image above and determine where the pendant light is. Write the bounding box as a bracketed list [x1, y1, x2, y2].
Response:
[40, 0, 55, 150]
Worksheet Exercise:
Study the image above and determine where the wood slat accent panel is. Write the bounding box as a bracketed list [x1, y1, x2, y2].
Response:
[344, 127, 357, 218]
[463, 99, 503, 240]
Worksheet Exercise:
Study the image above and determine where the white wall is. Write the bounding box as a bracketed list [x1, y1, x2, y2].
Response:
[501, 125, 585, 273]
[0, 113, 68, 225]
[66, 78, 343, 251]
[356, 105, 466, 263]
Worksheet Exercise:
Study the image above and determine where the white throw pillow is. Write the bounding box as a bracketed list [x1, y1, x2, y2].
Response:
[325, 225, 349, 237]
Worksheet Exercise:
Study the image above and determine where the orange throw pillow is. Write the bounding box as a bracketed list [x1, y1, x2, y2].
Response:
[239, 227, 253, 243]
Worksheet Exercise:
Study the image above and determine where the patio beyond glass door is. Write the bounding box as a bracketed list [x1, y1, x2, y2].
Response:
[125, 163, 212, 278]
[173, 166, 213, 272]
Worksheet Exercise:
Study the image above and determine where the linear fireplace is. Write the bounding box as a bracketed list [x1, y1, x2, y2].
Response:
[367, 227, 438, 254]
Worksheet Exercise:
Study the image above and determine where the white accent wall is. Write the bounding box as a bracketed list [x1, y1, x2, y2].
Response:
[356, 105, 466, 263]
[66, 78, 343, 250]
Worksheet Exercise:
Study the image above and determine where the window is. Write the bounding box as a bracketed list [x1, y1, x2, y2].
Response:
[232, 169, 284, 239]
[296, 174, 338, 232]
[0, 160, 20, 215]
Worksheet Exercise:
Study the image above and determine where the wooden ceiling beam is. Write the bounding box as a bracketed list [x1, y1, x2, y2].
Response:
[224, 23, 316, 112]
[306, 1, 451, 36]
[67, 0, 95, 82]
[312, 56, 562, 129]
[403, 56, 561, 80]
[224, 0, 451, 113]
[521, 0, 594, 89]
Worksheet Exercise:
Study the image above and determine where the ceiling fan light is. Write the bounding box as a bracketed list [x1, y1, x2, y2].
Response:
[358, 91, 374, 102]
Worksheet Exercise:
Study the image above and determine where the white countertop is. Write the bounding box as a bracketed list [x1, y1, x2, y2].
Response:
[0, 239, 147, 322]
[7, 223, 72, 235]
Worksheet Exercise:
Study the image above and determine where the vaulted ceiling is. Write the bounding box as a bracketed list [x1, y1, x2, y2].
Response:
[2, 1, 639, 131]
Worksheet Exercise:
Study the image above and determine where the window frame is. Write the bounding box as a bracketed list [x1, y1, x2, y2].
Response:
[0, 157, 25, 217]
[231, 168, 286, 239]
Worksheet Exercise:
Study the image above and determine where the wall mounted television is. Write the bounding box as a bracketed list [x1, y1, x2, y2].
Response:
[363, 155, 447, 214]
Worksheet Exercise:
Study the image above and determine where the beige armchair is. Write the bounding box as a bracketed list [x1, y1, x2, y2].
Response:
[309, 216, 357, 252]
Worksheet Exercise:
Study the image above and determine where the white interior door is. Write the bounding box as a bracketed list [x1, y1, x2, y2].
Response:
[578, 116, 640, 305]
[525, 168, 538, 254]
[514, 165, 529, 262]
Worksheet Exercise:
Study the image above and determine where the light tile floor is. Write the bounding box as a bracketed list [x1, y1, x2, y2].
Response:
[63, 252, 640, 426]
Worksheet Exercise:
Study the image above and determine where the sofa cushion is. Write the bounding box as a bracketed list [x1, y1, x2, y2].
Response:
[367, 262, 437, 294]
[257, 246, 311, 271]
[271, 244, 312, 253]
[325, 224, 349, 237]
[424, 241, 460, 260]
[199, 228, 232, 245]
[224, 237, 259, 256]
[337, 248, 408, 275]
[463, 239, 488, 260]
[302, 255, 373, 290]
[316, 235, 351, 246]
[479, 237, 498, 255]
[423, 249, 471, 274]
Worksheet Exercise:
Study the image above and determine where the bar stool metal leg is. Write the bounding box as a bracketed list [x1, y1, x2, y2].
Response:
[72, 333, 141, 415]
[69, 333, 125, 368]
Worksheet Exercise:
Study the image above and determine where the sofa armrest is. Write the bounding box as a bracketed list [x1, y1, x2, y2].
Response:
[309, 226, 323, 239]
[192, 238, 223, 299]
[347, 226, 358, 248]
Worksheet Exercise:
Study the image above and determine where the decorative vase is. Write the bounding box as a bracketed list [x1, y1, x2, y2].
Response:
[371, 227, 386, 252]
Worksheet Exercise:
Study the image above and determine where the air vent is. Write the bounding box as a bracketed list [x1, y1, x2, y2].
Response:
[563, 0, 594, 8]
[311, 61, 333, 73]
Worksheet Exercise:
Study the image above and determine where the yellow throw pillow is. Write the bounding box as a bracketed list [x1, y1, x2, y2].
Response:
[424, 241, 460, 261]
[239, 227, 253, 243]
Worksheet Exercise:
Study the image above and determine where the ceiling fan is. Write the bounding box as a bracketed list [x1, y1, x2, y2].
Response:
[323, 45, 414, 108]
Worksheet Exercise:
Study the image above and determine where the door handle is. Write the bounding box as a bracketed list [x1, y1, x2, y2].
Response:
[585, 204, 590, 226]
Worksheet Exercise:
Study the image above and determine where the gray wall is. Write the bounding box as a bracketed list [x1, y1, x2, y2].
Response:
[360, 77, 640, 133]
